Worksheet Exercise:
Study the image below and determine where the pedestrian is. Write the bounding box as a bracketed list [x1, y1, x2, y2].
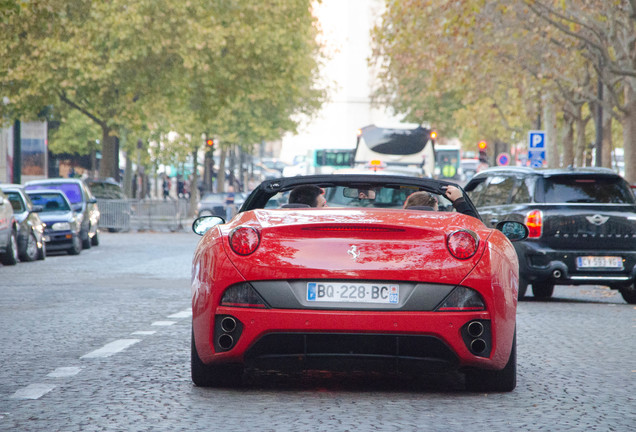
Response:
[225, 185, 236, 220]
[162, 175, 171, 200]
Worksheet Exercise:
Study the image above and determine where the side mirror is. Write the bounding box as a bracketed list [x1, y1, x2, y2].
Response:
[496, 221, 529, 242]
[192, 216, 225, 236]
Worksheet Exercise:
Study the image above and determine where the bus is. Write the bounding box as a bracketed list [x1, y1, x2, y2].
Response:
[283, 148, 354, 176]
[354, 123, 436, 177]
[434, 144, 462, 180]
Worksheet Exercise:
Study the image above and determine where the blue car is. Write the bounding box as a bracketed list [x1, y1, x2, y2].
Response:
[26, 190, 82, 255]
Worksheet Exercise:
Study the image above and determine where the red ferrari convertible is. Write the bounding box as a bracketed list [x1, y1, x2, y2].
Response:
[191, 174, 528, 391]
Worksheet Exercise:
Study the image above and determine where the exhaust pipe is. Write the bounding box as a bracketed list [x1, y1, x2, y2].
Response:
[218, 334, 234, 350]
[467, 321, 484, 338]
[553, 269, 562, 279]
[221, 316, 237, 333]
[470, 338, 487, 355]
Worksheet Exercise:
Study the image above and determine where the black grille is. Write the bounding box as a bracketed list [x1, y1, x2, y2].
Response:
[244, 333, 458, 373]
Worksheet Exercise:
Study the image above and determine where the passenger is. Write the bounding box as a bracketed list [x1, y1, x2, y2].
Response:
[288, 185, 327, 208]
[404, 185, 478, 218]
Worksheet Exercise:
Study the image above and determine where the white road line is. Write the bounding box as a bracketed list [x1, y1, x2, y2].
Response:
[80, 339, 141, 359]
[47, 367, 82, 378]
[131, 330, 157, 335]
[168, 309, 192, 319]
[10, 383, 56, 400]
[151, 321, 176, 326]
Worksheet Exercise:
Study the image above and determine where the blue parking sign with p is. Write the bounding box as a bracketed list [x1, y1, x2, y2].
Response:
[529, 131, 546, 149]
[528, 130, 546, 167]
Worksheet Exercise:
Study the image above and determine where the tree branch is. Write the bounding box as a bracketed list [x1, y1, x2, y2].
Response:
[58, 91, 106, 129]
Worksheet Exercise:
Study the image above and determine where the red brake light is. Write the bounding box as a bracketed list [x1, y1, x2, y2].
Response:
[447, 230, 478, 259]
[229, 226, 260, 255]
[525, 210, 543, 238]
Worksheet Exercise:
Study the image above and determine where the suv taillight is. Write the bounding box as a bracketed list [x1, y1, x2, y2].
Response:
[525, 210, 543, 238]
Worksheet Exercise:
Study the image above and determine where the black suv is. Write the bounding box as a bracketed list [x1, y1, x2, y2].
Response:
[464, 166, 636, 304]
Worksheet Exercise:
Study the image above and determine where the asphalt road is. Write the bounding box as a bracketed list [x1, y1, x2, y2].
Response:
[0, 231, 634, 432]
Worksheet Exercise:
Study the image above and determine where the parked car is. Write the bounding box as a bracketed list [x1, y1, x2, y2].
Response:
[464, 166, 636, 304]
[0, 188, 19, 265]
[86, 178, 131, 232]
[190, 174, 527, 391]
[0, 184, 46, 261]
[24, 178, 100, 248]
[26, 189, 82, 255]
[197, 192, 248, 219]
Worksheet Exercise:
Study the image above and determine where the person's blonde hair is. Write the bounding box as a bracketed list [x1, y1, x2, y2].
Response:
[403, 191, 437, 208]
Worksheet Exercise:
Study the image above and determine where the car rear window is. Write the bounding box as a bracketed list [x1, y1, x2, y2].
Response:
[542, 176, 635, 204]
[26, 183, 83, 204]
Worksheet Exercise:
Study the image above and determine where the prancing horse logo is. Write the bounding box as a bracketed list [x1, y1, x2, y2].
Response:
[586, 214, 609, 226]
[347, 245, 360, 260]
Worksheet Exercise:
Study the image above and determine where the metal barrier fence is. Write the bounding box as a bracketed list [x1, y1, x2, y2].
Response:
[96, 198, 191, 232]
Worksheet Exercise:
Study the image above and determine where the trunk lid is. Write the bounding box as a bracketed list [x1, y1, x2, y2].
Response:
[221, 208, 489, 285]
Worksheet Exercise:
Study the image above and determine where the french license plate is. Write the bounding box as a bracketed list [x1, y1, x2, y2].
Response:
[576, 256, 623, 269]
[307, 282, 399, 304]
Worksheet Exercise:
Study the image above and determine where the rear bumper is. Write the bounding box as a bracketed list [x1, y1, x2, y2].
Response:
[516, 242, 636, 287]
[193, 308, 513, 372]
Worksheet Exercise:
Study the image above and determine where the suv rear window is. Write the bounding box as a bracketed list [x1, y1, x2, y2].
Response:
[542, 176, 635, 204]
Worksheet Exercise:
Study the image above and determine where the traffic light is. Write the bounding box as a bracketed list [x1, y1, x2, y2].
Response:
[206, 138, 214, 148]
[478, 140, 488, 163]
[430, 131, 437, 144]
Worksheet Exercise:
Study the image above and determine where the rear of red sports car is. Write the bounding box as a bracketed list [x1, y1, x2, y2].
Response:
[191, 206, 521, 392]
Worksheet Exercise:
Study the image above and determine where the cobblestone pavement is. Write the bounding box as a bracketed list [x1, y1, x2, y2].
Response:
[0, 231, 634, 432]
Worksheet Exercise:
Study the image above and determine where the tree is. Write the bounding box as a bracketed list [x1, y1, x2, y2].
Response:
[1, 0, 326, 182]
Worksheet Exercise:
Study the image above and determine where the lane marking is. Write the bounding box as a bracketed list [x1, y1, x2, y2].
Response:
[168, 309, 192, 319]
[151, 321, 176, 326]
[131, 330, 157, 335]
[10, 384, 56, 400]
[47, 367, 82, 378]
[80, 339, 141, 359]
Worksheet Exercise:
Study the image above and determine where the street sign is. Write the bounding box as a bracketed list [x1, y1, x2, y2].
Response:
[528, 130, 546, 149]
[496, 152, 511, 166]
[528, 130, 546, 166]
[530, 159, 543, 168]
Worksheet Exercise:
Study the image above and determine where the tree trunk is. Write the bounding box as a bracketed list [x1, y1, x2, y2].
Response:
[189, 148, 199, 218]
[574, 105, 587, 167]
[622, 84, 636, 183]
[602, 89, 613, 169]
[99, 126, 120, 180]
[543, 94, 558, 168]
[218, 147, 227, 193]
[561, 112, 574, 167]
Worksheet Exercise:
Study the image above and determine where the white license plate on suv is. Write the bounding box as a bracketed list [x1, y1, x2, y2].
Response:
[307, 282, 399, 304]
[576, 256, 623, 269]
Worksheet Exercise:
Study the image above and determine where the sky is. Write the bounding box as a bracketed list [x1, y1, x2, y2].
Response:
[279, 0, 402, 162]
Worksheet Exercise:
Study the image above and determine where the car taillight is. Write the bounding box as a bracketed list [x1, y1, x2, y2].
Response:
[525, 210, 543, 238]
[221, 283, 267, 308]
[229, 226, 260, 255]
[446, 229, 478, 259]
[435, 286, 485, 311]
